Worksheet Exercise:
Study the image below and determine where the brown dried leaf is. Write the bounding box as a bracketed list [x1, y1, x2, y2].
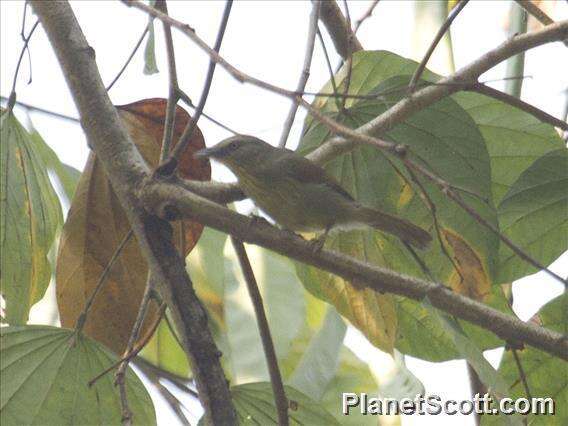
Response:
[56, 98, 210, 354]
[444, 230, 491, 302]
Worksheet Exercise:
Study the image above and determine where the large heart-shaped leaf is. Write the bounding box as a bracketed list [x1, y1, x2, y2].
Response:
[298, 70, 497, 354]
[56, 99, 210, 354]
[1, 111, 62, 324]
[0, 326, 155, 425]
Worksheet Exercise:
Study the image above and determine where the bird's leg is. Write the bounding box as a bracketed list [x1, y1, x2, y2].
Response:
[309, 225, 331, 252]
[247, 213, 271, 229]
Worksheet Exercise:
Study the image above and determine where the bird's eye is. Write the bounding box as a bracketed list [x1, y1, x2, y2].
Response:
[230, 142, 238, 150]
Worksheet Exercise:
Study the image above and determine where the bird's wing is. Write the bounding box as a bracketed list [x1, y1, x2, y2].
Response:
[259, 150, 355, 201]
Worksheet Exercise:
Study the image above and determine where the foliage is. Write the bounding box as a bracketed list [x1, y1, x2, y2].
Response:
[1, 110, 62, 324]
[0, 326, 155, 426]
[1, 4, 566, 425]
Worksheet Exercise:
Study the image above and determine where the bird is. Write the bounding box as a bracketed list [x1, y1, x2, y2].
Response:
[194, 135, 432, 249]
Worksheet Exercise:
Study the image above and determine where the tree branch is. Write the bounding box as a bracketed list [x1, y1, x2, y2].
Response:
[156, 0, 179, 162]
[159, 0, 233, 175]
[121, 1, 567, 284]
[140, 178, 568, 361]
[278, 1, 320, 148]
[106, 25, 149, 92]
[408, 0, 469, 92]
[514, 0, 554, 26]
[319, 0, 362, 61]
[124, 0, 567, 165]
[469, 83, 568, 131]
[30, 2, 236, 424]
[353, 0, 380, 34]
[231, 237, 289, 425]
[308, 19, 568, 164]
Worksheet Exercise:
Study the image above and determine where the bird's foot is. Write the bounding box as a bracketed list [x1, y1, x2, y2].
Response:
[247, 213, 270, 229]
[308, 235, 326, 253]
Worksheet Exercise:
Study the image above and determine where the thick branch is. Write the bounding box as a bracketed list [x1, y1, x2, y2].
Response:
[121, 1, 567, 283]
[140, 178, 568, 361]
[30, 2, 236, 424]
[308, 19, 568, 164]
[319, 0, 362, 60]
[124, 0, 567, 166]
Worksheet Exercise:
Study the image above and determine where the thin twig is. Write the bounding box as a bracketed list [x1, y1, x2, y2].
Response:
[141, 179, 568, 361]
[126, 0, 567, 162]
[402, 163, 464, 282]
[408, 0, 469, 92]
[106, 25, 150, 92]
[402, 158, 567, 285]
[19, 4, 33, 86]
[124, 2, 568, 285]
[177, 89, 239, 135]
[159, 0, 233, 175]
[514, 0, 554, 26]
[0, 96, 80, 122]
[231, 237, 289, 426]
[353, 0, 380, 34]
[7, 19, 39, 111]
[316, 26, 342, 111]
[133, 356, 197, 397]
[302, 100, 566, 286]
[115, 273, 157, 426]
[278, 1, 320, 148]
[89, 303, 166, 387]
[511, 348, 533, 400]
[469, 83, 568, 131]
[156, 0, 179, 162]
[74, 230, 134, 335]
[32, 2, 236, 422]
[339, 0, 353, 112]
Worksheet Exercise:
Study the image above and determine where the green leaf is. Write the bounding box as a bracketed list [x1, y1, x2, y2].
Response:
[396, 284, 514, 361]
[320, 347, 379, 426]
[309, 50, 564, 206]
[497, 149, 568, 283]
[0, 325, 155, 426]
[29, 128, 80, 203]
[231, 382, 340, 425]
[0, 112, 63, 324]
[223, 244, 306, 383]
[298, 69, 498, 354]
[485, 293, 567, 426]
[143, 1, 159, 75]
[422, 299, 512, 401]
[287, 307, 346, 400]
[452, 92, 564, 205]
[140, 317, 190, 378]
[280, 297, 380, 425]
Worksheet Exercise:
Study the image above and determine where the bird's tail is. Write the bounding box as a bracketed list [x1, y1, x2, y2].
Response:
[353, 205, 432, 249]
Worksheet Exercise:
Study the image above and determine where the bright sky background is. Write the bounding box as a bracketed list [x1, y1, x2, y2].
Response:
[1, 1, 566, 425]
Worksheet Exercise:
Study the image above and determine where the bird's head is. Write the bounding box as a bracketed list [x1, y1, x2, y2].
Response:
[194, 135, 273, 171]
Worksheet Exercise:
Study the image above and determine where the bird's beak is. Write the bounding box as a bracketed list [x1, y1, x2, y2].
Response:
[193, 146, 218, 159]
